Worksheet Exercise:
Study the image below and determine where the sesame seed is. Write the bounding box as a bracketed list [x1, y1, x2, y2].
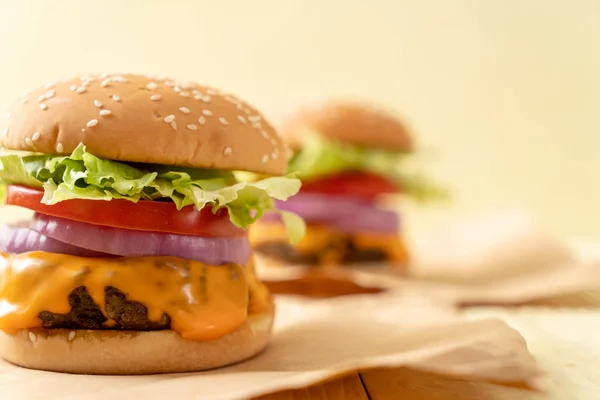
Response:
[238, 115, 247, 124]
[150, 94, 162, 101]
[194, 94, 203, 100]
[100, 79, 111, 88]
[46, 90, 56, 99]
[179, 107, 190, 114]
[174, 86, 181, 93]
[76, 87, 87, 94]
[284, 146, 293, 160]
[225, 96, 238, 104]
[68, 331, 76, 341]
[186, 124, 198, 131]
[192, 89, 200, 95]
[37, 95, 46, 102]
[261, 130, 269, 139]
[44, 82, 55, 89]
[202, 109, 212, 116]
[87, 119, 99, 127]
[198, 116, 206, 125]
[99, 110, 112, 116]
[112, 95, 121, 102]
[261, 155, 269, 164]
[272, 152, 279, 159]
[3, 127, 8, 136]
[180, 91, 190, 97]
[202, 95, 211, 103]
[28, 331, 36, 342]
[110, 76, 129, 83]
[40, 104, 48, 111]
[32, 132, 41, 141]
[94, 100, 103, 108]
[164, 115, 175, 123]
[70, 84, 78, 91]
[56, 143, 64, 152]
[223, 147, 232, 156]
[21, 98, 28, 105]
[146, 82, 158, 90]
[236, 104, 244, 111]
[219, 117, 229, 125]
[25, 137, 33, 146]
[170, 121, 177, 130]
[99, 73, 108, 79]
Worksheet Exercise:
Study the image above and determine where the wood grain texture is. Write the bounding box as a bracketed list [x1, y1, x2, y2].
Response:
[524, 291, 600, 308]
[253, 373, 369, 400]
[360, 367, 542, 400]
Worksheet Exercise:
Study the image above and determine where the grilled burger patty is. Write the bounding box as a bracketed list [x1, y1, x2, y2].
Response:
[255, 238, 389, 266]
[38, 286, 171, 330]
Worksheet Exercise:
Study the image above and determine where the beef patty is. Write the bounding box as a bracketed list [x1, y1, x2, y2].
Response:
[38, 286, 170, 330]
[255, 236, 388, 266]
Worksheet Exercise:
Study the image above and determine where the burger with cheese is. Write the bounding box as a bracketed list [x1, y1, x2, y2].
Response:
[0, 74, 304, 374]
[250, 100, 446, 278]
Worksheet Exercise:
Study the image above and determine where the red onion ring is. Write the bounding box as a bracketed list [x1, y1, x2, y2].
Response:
[0, 222, 111, 257]
[31, 213, 251, 265]
[268, 193, 400, 234]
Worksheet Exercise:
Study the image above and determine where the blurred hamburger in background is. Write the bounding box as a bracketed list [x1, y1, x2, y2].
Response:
[250, 100, 447, 287]
[0, 73, 304, 374]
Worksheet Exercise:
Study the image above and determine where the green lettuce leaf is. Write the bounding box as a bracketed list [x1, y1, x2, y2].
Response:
[278, 210, 306, 245]
[0, 143, 304, 243]
[287, 132, 450, 202]
[0, 154, 46, 189]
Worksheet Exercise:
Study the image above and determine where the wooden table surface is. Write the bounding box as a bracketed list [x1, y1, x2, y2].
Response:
[254, 291, 600, 400]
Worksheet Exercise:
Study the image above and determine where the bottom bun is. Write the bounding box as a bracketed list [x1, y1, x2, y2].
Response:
[0, 308, 274, 375]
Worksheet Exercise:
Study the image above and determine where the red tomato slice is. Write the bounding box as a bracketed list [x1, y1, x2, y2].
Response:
[300, 172, 399, 202]
[5, 185, 245, 237]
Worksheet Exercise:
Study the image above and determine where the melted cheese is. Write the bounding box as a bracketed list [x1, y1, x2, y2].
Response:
[250, 222, 409, 265]
[0, 252, 271, 341]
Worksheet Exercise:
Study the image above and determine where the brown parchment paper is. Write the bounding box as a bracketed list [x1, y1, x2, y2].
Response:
[404, 260, 600, 306]
[256, 210, 600, 305]
[402, 210, 600, 305]
[0, 291, 541, 400]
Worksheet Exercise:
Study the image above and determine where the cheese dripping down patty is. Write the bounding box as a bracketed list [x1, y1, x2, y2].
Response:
[250, 222, 409, 266]
[0, 252, 272, 341]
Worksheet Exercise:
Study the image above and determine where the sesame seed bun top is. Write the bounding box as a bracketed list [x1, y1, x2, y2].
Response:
[1, 74, 287, 175]
[280, 100, 414, 152]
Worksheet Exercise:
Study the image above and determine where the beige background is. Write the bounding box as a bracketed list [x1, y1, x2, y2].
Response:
[0, 0, 598, 240]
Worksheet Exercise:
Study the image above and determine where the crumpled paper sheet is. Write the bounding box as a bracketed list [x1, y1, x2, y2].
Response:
[406, 209, 600, 305]
[0, 291, 541, 400]
[403, 260, 600, 306]
[410, 210, 577, 281]
[257, 209, 600, 305]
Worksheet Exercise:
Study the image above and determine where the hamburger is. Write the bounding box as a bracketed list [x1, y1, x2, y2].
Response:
[0, 74, 304, 374]
[250, 100, 446, 278]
